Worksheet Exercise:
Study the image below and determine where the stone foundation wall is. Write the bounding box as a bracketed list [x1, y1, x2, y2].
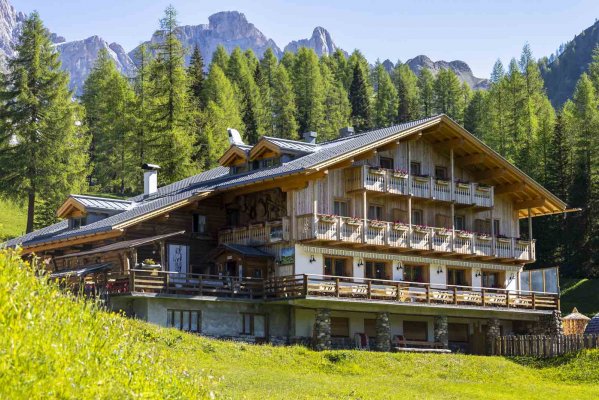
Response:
[535, 310, 564, 336]
[486, 318, 501, 355]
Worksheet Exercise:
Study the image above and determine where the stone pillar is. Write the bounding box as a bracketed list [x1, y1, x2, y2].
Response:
[486, 318, 501, 355]
[434, 315, 449, 349]
[375, 312, 391, 352]
[536, 310, 564, 336]
[313, 308, 331, 351]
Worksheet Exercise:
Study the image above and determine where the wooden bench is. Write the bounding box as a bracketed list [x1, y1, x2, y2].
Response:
[393, 336, 445, 349]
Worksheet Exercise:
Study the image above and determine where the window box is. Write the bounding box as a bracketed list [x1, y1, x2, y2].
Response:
[456, 182, 470, 190]
[346, 218, 362, 226]
[369, 167, 386, 175]
[413, 176, 429, 183]
[497, 237, 511, 243]
[392, 223, 409, 231]
[476, 185, 491, 193]
[476, 233, 492, 241]
[516, 239, 530, 246]
[436, 179, 450, 186]
[369, 220, 387, 229]
[392, 169, 408, 178]
[456, 231, 473, 239]
[435, 228, 452, 236]
[413, 225, 429, 234]
[319, 215, 337, 223]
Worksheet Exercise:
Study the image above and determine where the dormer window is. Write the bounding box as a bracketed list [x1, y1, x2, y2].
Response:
[69, 217, 86, 229]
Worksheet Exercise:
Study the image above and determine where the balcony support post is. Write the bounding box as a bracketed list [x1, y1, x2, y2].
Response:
[408, 196, 413, 248]
[362, 190, 368, 244]
[527, 208, 533, 260]
[491, 206, 496, 256]
[450, 147, 455, 201]
[450, 203, 455, 252]
[290, 190, 296, 241]
[407, 141, 412, 195]
[312, 181, 318, 238]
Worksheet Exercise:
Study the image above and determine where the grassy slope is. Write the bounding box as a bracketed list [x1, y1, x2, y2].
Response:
[561, 278, 599, 317]
[0, 199, 27, 241]
[1, 249, 599, 399]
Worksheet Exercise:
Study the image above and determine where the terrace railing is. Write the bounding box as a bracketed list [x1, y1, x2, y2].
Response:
[218, 218, 289, 246]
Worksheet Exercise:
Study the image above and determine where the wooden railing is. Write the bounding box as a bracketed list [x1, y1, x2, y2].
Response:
[218, 218, 289, 246]
[125, 269, 264, 298]
[346, 165, 494, 208]
[264, 274, 559, 311]
[296, 214, 535, 263]
[492, 334, 599, 357]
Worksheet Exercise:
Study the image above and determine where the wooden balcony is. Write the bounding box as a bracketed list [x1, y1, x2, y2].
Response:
[218, 218, 289, 246]
[265, 274, 559, 311]
[296, 214, 535, 263]
[345, 165, 494, 208]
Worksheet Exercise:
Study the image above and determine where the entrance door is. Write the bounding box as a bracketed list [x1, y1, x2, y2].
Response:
[225, 260, 237, 276]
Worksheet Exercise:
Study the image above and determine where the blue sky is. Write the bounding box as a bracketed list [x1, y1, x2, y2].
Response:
[13, 0, 599, 77]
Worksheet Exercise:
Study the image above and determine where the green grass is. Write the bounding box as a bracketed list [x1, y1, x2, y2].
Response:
[561, 278, 599, 317]
[0, 198, 27, 241]
[1, 249, 599, 399]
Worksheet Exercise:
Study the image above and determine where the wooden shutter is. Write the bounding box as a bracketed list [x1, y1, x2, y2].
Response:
[331, 317, 350, 337]
[403, 321, 427, 341]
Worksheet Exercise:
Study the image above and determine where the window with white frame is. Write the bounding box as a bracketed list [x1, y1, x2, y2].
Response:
[167, 309, 201, 332]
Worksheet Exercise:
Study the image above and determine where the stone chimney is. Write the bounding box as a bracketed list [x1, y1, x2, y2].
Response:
[142, 163, 160, 196]
[302, 131, 317, 144]
[339, 126, 354, 138]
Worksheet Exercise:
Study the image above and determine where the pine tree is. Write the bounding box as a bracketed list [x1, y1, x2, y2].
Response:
[320, 61, 351, 140]
[227, 47, 265, 143]
[211, 45, 230, 71]
[417, 68, 435, 117]
[187, 45, 205, 108]
[146, 5, 196, 183]
[290, 47, 325, 134]
[463, 90, 487, 139]
[372, 61, 398, 127]
[0, 12, 89, 232]
[394, 63, 420, 122]
[82, 49, 138, 195]
[200, 65, 245, 168]
[348, 62, 372, 131]
[132, 44, 151, 176]
[433, 68, 462, 121]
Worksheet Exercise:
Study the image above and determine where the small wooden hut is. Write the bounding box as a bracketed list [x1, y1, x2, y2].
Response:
[563, 307, 591, 335]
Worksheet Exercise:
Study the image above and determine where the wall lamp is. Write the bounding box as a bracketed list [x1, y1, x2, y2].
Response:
[309, 255, 316, 263]
[475, 270, 481, 278]
[436, 266, 443, 274]
[508, 274, 515, 284]
[357, 259, 364, 267]
[396, 263, 403, 271]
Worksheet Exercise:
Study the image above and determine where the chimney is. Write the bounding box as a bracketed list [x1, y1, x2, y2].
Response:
[339, 126, 355, 138]
[227, 128, 245, 145]
[142, 163, 160, 196]
[302, 131, 317, 144]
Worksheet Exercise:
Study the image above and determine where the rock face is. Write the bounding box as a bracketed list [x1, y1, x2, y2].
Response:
[406, 55, 489, 90]
[55, 36, 137, 95]
[131, 11, 282, 66]
[0, 0, 24, 69]
[284, 26, 346, 57]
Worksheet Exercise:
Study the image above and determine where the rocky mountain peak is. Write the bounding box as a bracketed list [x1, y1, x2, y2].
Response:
[284, 26, 346, 57]
[0, 0, 25, 64]
[406, 55, 489, 90]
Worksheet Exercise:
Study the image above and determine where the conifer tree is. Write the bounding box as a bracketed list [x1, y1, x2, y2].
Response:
[433, 68, 463, 121]
[463, 90, 487, 139]
[187, 45, 205, 107]
[280, 51, 295, 71]
[82, 49, 138, 195]
[417, 68, 435, 117]
[320, 61, 351, 140]
[211, 45, 230, 71]
[227, 47, 265, 143]
[372, 61, 398, 127]
[331, 49, 351, 90]
[394, 63, 420, 122]
[348, 62, 372, 131]
[258, 48, 278, 136]
[133, 44, 152, 172]
[146, 5, 196, 183]
[0, 12, 89, 232]
[504, 58, 526, 163]
[485, 60, 509, 156]
[290, 47, 325, 134]
[270, 65, 299, 139]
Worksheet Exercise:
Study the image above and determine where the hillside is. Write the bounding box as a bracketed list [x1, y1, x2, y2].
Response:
[540, 19, 599, 107]
[1, 248, 598, 399]
[0, 199, 26, 240]
[561, 278, 599, 317]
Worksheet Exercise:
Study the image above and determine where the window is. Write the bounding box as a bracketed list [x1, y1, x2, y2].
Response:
[331, 317, 350, 337]
[192, 214, 206, 234]
[403, 320, 428, 341]
[69, 217, 86, 229]
[410, 161, 422, 176]
[434, 166, 448, 180]
[241, 313, 268, 337]
[493, 219, 501, 236]
[448, 323, 469, 343]
[368, 204, 384, 220]
[412, 209, 424, 226]
[454, 215, 466, 231]
[404, 265, 425, 283]
[365, 260, 389, 280]
[364, 319, 377, 338]
[473, 218, 500, 235]
[324, 257, 349, 277]
[482, 270, 501, 288]
[379, 156, 394, 170]
[226, 209, 240, 227]
[447, 268, 469, 286]
[334, 200, 349, 217]
[167, 309, 201, 332]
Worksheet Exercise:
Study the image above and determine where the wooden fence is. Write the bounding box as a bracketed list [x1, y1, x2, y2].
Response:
[492, 334, 599, 357]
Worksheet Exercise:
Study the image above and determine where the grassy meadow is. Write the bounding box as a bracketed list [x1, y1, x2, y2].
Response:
[1, 248, 598, 399]
[0, 198, 27, 241]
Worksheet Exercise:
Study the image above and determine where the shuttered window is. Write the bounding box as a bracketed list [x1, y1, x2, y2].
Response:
[331, 317, 350, 337]
[435, 214, 451, 228]
[448, 323, 469, 343]
[392, 208, 408, 223]
[403, 321, 427, 341]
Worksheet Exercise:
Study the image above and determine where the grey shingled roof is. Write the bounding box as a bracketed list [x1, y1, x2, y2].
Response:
[222, 244, 273, 258]
[71, 194, 133, 213]
[584, 313, 599, 334]
[4, 116, 439, 249]
[262, 136, 318, 154]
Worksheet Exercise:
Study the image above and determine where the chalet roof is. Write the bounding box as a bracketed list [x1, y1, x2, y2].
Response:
[260, 136, 317, 154]
[4, 115, 569, 252]
[563, 307, 591, 321]
[53, 231, 185, 260]
[584, 313, 599, 334]
[56, 194, 133, 218]
[49, 262, 113, 278]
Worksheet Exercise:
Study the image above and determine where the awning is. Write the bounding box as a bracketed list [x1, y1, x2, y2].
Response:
[50, 262, 113, 278]
[54, 231, 185, 260]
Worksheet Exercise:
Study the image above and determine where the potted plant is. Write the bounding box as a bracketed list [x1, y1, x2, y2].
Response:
[413, 174, 429, 183]
[319, 214, 337, 223]
[476, 232, 492, 241]
[141, 259, 161, 275]
[346, 217, 362, 226]
[369, 166, 386, 175]
[369, 220, 387, 229]
[392, 221, 409, 231]
[456, 230, 473, 239]
[392, 168, 408, 178]
[436, 179, 450, 186]
[435, 227, 452, 236]
[476, 184, 492, 192]
[413, 225, 429, 234]
[455, 179, 470, 189]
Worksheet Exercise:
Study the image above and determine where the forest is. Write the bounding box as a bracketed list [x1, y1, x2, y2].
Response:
[0, 6, 597, 278]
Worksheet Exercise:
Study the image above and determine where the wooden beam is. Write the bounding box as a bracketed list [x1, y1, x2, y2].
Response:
[432, 137, 464, 150]
[377, 141, 399, 152]
[472, 168, 507, 182]
[514, 198, 546, 210]
[494, 182, 527, 195]
[354, 149, 377, 161]
[456, 153, 486, 166]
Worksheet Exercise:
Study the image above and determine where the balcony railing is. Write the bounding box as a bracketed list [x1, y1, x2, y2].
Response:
[346, 165, 494, 208]
[296, 214, 535, 263]
[264, 274, 559, 311]
[218, 218, 289, 246]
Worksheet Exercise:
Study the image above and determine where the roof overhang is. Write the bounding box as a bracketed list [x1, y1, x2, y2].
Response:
[248, 138, 280, 161]
[218, 145, 248, 167]
[56, 197, 87, 219]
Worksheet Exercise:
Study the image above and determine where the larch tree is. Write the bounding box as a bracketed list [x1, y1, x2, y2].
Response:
[82, 49, 138, 195]
[463, 90, 488, 140]
[291, 47, 325, 134]
[211, 45, 230, 71]
[485, 59, 509, 156]
[417, 68, 435, 117]
[433, 68, 463, 121]
[348, 62, 372, 131]
[146, 5, 196, 184]
[372, 61, 398, 127]
[132, 44, 152, 174]
[320, 60, 351, 140]
[187, 45, 205, 108]
[0, 12, 89, 232]
[394, 63, 420, 122]
[270, 65, 299, 139]
[258, 48, 279, 136]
